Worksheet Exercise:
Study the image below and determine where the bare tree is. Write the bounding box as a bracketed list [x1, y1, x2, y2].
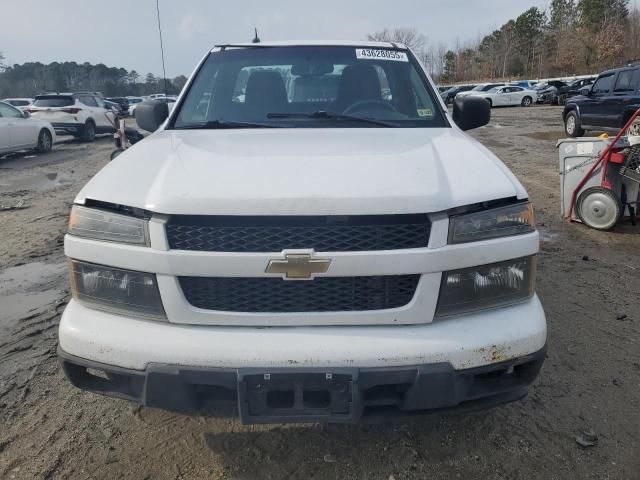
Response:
[627, 6, 640, 62]
[367, 28, 426, 52]
[366, 2, 638, 83]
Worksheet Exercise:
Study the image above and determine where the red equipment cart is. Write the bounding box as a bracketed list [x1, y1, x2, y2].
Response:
[564, 108, 640, 230]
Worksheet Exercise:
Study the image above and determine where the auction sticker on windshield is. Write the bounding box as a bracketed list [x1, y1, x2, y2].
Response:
[355, 49, 408, 62]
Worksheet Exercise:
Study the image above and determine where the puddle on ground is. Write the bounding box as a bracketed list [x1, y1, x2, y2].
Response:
[519, 131, 565, 141]
[0, 150, 34, 162]
[0, 261, 67, 333]
[0, 172, 66, 193]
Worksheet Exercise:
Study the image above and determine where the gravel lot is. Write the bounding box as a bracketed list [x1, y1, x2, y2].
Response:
[1, 108, 639, 480]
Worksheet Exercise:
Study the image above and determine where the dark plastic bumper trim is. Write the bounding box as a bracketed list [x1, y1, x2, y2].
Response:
[58, 345, 546, 424]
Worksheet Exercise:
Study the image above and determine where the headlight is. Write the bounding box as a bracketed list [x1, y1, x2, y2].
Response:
[68, 205, 149, 245]
[69, 260, 166, 320]
[448, 202, 534, 244]
[435, 256, 535, 318]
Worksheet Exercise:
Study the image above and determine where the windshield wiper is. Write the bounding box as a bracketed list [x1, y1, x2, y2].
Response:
[174, 119, 286, 129]
[266, 111, 400, 127]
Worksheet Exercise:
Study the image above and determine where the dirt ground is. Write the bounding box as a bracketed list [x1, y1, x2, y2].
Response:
[0, 108, 639, 480]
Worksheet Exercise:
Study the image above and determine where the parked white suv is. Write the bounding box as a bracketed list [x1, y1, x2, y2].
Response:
[29, 93, 115, 141]
[59, 41, 546, 424]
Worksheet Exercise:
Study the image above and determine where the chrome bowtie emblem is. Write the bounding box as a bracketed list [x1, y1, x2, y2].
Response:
[265, 253, 332, 280]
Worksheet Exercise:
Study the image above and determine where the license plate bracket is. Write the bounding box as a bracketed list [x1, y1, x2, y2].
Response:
[238, 370, 359, 424]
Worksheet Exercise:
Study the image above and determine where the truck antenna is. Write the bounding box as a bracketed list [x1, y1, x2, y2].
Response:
[252, 28, 261, 44]
[155, 0, 168, 96]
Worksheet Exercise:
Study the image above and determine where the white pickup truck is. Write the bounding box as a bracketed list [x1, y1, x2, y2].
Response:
[59, 41, 546, 424]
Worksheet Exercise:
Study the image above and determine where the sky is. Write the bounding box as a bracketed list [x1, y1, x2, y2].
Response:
[1, 0, 550, 78]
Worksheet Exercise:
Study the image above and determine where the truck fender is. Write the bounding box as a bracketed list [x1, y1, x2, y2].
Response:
[563, 104, 579, 121]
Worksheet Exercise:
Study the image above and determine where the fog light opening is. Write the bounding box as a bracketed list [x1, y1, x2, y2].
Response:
[86, 367, 109, 380]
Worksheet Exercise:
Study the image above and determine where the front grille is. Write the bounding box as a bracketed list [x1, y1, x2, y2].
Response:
[166, 215, 431, 252]
[179, 275, 420, 313]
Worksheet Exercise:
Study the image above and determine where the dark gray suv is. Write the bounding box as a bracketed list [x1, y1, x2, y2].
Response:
[563, 65, 640, 137]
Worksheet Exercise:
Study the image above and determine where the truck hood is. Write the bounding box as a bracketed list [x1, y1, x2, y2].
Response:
[76, 127, 526, 215]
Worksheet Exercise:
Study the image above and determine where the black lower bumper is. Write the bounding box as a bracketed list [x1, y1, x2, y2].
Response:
[58, 346, 545, 424]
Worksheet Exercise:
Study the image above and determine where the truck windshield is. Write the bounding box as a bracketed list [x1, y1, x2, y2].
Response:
[172, 46, 446, 129]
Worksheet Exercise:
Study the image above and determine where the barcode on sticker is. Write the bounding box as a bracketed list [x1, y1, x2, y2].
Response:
[356, 49, 408, 62]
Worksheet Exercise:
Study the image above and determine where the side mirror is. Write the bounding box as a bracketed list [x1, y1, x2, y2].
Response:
[135, 100, 169, 132]
[580, 87, 591, 96]
[452, 97, 490, 131]
[22, 111, 30, 118]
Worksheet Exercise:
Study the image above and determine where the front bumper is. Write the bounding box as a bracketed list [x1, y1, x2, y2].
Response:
[58, 296, 546, 423]
[59, 296, 546, 371]
[59, 345, 545, 424]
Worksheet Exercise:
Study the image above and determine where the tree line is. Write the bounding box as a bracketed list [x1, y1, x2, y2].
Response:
[3, 1, 637, 96]
[0, 57, 187, 98]
[369, 0, 640, 84]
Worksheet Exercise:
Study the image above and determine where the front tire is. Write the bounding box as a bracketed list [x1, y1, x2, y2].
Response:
[564, 111, 585, 137]
[521, 96, 532, 107]
[81, 121, 96, 142]
[36, 129, 52, 153]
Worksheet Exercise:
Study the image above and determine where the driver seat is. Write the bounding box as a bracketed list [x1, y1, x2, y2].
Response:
[330, 64, 382, 113]
[244, 71, 288, 118]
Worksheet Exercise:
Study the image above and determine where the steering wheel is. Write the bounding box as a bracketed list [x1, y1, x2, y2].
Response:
[343, 99, 397, 114]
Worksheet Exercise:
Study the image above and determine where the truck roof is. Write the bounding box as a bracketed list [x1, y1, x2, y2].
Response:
[212, 40, 408, 50]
